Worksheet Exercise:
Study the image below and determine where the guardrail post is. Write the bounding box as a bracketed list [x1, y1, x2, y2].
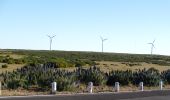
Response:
[87, 82, 93, 93]
[160, 81, 163, 90]
[115, 82, 120, 92]
[51, 82, 57, 94]
[139, 82, 143, 91]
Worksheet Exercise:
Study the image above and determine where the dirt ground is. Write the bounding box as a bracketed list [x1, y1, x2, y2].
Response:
[2, 85, 170, 96]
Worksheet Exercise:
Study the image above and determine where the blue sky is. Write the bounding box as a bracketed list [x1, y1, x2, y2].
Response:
[0, 0, 170, 55]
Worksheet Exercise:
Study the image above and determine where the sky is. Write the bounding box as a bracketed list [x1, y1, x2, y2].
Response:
[0, 0, 170, 55]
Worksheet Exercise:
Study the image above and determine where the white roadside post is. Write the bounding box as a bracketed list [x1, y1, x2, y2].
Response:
[115, 82, 120, 92]
[139, 82, 144, 91]
[88, 82, 93, 93]
[51, 82, 57, 94]
[160, 81, 163, 90]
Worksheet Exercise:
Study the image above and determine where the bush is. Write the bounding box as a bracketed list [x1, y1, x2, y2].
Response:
[2, 64, 8, 68]
[1, 63, 77, 91]
[55, 76, 75, 91]
[107, 70, 133, 86]
[132, 68, 160, 86]
[55, 58, 70, 68]
[78, 66, 107, 86]
[6, 79, 20, 89]
[161, 69, 170, 84]
[14, 59, 24, 64]
[3, 58, 15, 64]
[74, 60, 86, 67]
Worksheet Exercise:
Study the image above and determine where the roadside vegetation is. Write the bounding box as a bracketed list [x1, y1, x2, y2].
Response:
[1, 49, 170, 93]
[1, 63, 170, 91]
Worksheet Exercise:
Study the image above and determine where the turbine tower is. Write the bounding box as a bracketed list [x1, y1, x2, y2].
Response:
[47, 35, 56, 50]
[148, 40, 155, 55]
[100, 36, 107, 52]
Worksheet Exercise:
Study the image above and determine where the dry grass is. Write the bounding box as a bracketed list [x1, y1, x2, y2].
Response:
[0, 53, 25, 74]
[0, 64, 25, 74]
[56, 61, 170, 73]
[0, 54, 25, 59]
[1, 89, 49, 96]
[95, 61, 170, 73]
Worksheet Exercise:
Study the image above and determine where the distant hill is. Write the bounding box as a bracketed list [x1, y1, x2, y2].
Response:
[0, 49, 170, 66]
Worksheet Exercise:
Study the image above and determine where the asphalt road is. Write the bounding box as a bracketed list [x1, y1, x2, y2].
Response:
[1, 90, 170, 100]
[120, 96, 170, 100]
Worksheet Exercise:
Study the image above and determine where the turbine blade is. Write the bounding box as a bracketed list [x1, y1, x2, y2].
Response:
[153, 40, 155, 44]
[103, 39, 107, 41]
[47, 35, 51, 38]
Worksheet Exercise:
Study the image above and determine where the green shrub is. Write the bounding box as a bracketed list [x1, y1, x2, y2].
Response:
[78, 66, 107, 86]
[14, 59, 24, 64]
[55, 58, 69, 68]
[55, 76, 75, 91]
[2, 57, 15, 64]
[107, 70, 133, 86]
[161, 69, 170, 84]
[6, 79, 20, 89]
[2, 64, 8, 68]
[132, 68, 160, 86]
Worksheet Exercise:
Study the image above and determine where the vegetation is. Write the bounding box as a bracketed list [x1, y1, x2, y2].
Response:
[4, 49, 170, 66]
[107, 70, 133, 86]
[0, 62, 169, 91]
[2, 64, 8, 68]
[77, 66, 107, 86]
[1, 49, 170, 92]
[161, 69, 170, 84]
[1, 49, 170, 68]
[132, 68, 161, 86]
[1, 63, 77, 91]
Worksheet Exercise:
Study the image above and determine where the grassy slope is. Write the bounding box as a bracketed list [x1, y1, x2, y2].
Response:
[0, 49, 170, 73]
[0, 50, 25, 73]
[10, 49, 170, 63]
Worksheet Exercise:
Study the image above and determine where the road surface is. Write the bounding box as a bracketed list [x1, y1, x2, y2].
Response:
[1, 90, 170, 100]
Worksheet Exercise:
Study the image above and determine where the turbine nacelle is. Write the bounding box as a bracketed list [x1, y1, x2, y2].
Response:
[47, 35, 56, 39]
[100, 36, 107, 42]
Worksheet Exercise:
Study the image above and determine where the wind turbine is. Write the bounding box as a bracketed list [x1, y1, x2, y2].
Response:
[100, 36, 107, 52]
[47, 35, 56, 50]
[148, 40, 155, 55]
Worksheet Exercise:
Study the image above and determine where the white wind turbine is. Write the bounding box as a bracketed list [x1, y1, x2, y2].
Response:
[148, 40, 155, 55]
[47, 35, 56, 50]
[100, 36, 107, 52]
